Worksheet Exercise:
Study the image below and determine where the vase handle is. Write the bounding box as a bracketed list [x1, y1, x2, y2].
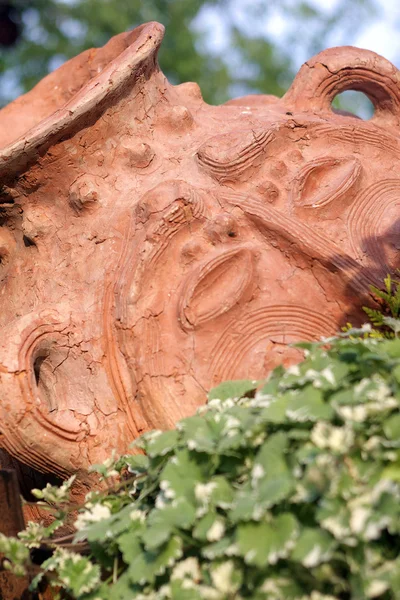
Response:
[282, 47, 400, 129]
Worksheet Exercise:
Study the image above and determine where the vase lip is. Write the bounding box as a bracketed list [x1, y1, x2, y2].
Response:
[0, 21, 165, 182]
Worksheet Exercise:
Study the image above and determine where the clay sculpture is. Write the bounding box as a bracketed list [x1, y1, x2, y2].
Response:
[0, 22, 399, 497]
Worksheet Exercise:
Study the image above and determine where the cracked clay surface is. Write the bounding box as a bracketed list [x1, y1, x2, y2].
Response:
[0, 23, 399, 504]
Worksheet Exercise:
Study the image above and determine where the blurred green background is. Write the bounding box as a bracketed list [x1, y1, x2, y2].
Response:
[0, 0, 385, 112]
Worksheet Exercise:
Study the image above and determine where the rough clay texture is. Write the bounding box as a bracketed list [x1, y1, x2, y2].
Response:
[0, 22, 399, 499]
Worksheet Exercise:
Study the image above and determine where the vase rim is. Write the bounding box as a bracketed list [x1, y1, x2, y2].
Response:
[0, 21, 164, 181]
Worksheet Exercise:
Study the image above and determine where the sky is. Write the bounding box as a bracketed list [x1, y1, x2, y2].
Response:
[307, 0, 400, 67]
[351, 0, 400, 64]
[196, 0, 400, 70]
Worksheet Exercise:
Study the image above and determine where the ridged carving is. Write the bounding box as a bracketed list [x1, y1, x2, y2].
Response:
[197, 128, 274, 183]
[311, 124, 399, 155]
[211, 305, 336, 382]
[178, 247, 254, 331]
[69, 175, 103, 214]
[290, 156, 361, 210]
[103, 181, 208, 437]
[145, 195, 205, 271]
[221, 190, 379, 295]
[347, 180, 400, 275]
[0, 314, 78, 478]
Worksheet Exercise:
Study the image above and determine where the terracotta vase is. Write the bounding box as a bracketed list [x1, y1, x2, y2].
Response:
[0, 22, 399, 495]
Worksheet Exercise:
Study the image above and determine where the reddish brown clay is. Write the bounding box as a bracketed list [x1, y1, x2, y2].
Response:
[0, 23, 399, 492]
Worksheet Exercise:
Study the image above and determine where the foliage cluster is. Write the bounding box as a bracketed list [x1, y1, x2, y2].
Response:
[363, 275, 400, 337]
[342, 274, 400, 339]
[2, 330, 400, 599]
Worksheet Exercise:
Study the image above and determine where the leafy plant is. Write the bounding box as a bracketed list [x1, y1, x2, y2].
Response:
[2, 332, 400, 599]
[341, 274, 400, 339]
[363, 274, 400, 337]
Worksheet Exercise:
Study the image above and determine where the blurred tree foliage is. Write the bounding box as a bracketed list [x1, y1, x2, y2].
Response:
[0, 0, 376, 107]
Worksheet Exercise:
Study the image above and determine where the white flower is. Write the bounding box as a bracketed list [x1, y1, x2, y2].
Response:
[309, 592, 339, 600]
[303, 545, 327, 567]
[336, 405, 367, 422]
[74, 503, 111, 530]
[251, 464, 265, 482]
[350, 507, 370, 534]
[321, 367, 336, 386]
[286, 365, 300, 377]
[172, 557, 201, 581]
[321, 516, 351, 540]
[305, 369, 320, 381]
[252, 393, 274, 407]
[130, 509, 146, 523]
[366, 580, 389, 597]
[311, 422, 354, 453]
[101, 454, 116, 469]
[195, 482, 217, 503]
[224, 416, 241, 430]
[207, 519, 225, 541]
[146, 430, 163, 440]
[222, 399, 235, 408]
[207, 399, 223, 410]
[159, 480, 176, 499]
[364, 517, 391, 540]
[211, 561, 237, 593]
[261, 577, 291, 594]
[354, 378, 372, 397]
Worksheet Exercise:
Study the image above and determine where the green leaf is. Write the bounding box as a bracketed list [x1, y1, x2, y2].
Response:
[363, 306, 385, 327]
[254, 432, 288, 474]
[207, 476, 235, 509]
[145, 430, 180, 457]
[193, 512, 225, 542]
[56, 552, 101, 596]
[253, 433, 295, 504]
[384, 414, 400, 440]
[160, 449, 208, 502]
[142, 498, 196, 550]
[257, 475, 296, 508]
[202, 535, 235, 559]
[127, 536, 183, 584]
[317, 499, 354, 543]
[230, 485, 262, 522]
[291, 528, 336, 567]
[84, 504, 144, 544]
[392, 363, 400, 382]
[259, 395, 289, 424]
[195, 475, 235, 512]
[107, 571, 139, 600]
[236, 514, 299, 566]
[124, 454, 149, 472]
[170, 579, 203, 599]
[208, 380, 257, 401]
[117, 532, 143, 565]
[286, 386, 334, 422]
[178, 415, 220, 453]
[382, 461, 400, 482]
[389, 560, 400, 600]
[230, 433, 295, 522]
[255, 576, 304, 600]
